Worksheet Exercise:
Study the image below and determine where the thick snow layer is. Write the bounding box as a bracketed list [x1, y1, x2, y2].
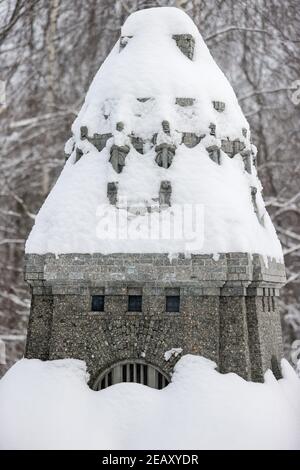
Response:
[0, 355, 299, 450]
[25, 7, 283, 259]
[73, 7, 248, 140]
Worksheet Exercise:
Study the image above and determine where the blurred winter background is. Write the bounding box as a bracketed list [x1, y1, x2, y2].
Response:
[0, 0, 299, 377]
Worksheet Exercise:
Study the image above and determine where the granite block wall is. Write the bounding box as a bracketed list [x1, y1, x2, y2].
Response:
[24, 252, 286, 384]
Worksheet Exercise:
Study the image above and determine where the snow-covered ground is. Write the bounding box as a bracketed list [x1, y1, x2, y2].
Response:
[25, 8, 283, 259]
[0, 355, 299, 450]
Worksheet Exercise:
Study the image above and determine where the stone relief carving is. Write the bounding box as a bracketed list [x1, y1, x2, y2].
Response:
[130, 135, 144, 154]
[221, 138, 245, 158]
[90, 133, 112, 152]
[172, 34, 195, 60]
[241, 150, 252, 174]
[162, 120, 171, 135]
[251, 186, 265, 226]
[206, 145, 221, 164]
[155, 143, 176, 168]
[175, 97, 195, 107]
[75, 148, 83, 163]
[116, 122, 125, 132]
[119, 36, 133, 51]
[213, 101, 225, 112]
[159, 180, 172, 207]
[107, 182, 118, 205]
[209, 123, 216, 136]
[182, 132, 204, 148]
[109, 145, 130, 173]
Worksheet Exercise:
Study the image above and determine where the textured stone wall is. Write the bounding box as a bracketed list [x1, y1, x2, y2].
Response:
[25, 294, 53, 360]
[24, 252, 286, 384]
[219, 296, 251, 379]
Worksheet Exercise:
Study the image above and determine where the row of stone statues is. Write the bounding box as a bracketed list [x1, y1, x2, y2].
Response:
[120, 33, 196, 61]
[107, 139, 254, 174]
[107, 178, 262, 227]
[107, 180, 172, 209]
[73, 117, 254, 175]
[74, 129, 254, 175]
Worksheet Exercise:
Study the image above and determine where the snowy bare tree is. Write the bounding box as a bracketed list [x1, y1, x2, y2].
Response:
[0, 0, 299, 375]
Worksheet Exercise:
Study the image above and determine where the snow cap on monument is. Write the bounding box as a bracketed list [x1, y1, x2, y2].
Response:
[26, 7, 283, 259]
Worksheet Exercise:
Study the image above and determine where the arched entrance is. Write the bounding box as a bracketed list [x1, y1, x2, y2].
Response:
[93, 359, 170, 390]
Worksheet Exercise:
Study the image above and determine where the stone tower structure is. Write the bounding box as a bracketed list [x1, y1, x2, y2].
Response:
[24, 7, 286, 389]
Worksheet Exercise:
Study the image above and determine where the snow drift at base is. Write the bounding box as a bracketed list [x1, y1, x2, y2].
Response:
[0, 355, 299, 450]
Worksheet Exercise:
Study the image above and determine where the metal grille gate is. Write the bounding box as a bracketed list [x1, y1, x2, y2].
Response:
[93, 361, 169, 390]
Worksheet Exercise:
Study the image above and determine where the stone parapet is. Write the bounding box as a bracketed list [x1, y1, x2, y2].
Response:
[24, 252, 286, 293]
[24, 251, 285, 383]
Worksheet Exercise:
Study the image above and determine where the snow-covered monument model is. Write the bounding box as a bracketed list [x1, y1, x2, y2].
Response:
[24, 7, 286, 389]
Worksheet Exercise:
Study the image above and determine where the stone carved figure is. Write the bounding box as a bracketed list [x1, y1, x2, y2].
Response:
[209, 123, 216, 136]
[155, 143, 176, 169]
[241, 150, 252, 174]
[116, 122, 124, 132]
[130, 135, 144, 154]
[107, 182, 118, 206]
[175, 97, 195, 107]
[182, 132, 204, 148]
[212, 101, 225, 112]
[251, 186, 264, 226]
[159, 180, 172, 207]
[172, 34, 195, 60]
[221, 138, 245, 158]
[75, 147, 83, 163]
[80, 126, 112, 152]
[91, 133, 113, 152]
[109, 145, 130, 173]
[206, 145, 221, 165]
[137, 97, 151, 103]
[162, 120, 171, 135]
[119, 36, 133, 51]
[233, 139, 245, 155]
[80, 126, 88, 139]
[251, 147, 257, 168]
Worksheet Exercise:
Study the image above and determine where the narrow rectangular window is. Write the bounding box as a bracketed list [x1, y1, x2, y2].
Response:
[91, 295, 105, 312]
[166, 295, 180, 312]
[128, 295, 142, 312]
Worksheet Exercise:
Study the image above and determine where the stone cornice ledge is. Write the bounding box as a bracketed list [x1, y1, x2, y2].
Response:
[24, 253, 286, 294]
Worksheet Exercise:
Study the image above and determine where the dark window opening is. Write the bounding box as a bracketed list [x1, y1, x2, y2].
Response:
[91, 295, 105, 312]
[166, 295, 180, 312]
[128, 295, 142, 312]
